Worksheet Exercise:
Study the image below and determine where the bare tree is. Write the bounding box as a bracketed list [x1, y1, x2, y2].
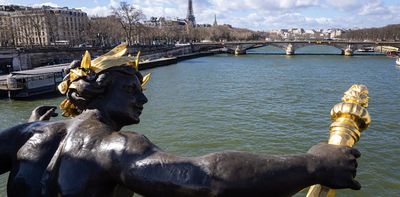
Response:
[340, 24, 400, 41]
[86, 15, 124, 47]
[43, 10, 60, 45]
[27, 12, 44, 46]
[0, 14, 14, 47]
[112, 1, 145, 45]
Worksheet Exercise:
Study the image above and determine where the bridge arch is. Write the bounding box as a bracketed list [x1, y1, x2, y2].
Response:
[246, 45, 286, 54]
[195, 40, 400, 55]
[295, 44, 344, 54]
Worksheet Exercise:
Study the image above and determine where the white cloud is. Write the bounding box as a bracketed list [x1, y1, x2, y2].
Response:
[0, 0, 10, 5]
[208, 0, 245, 11]
[324, 0, 362, 11]
[387, 5, 400, 21]
[108, 0, 119, 8]
[245, 0, 320, 10]
[32, 2, 60, 8]
[78, 6, 112, 17]
[78, 0, 119, 17]
[359, 0, 387, 16]
[314, 17, 333, 25]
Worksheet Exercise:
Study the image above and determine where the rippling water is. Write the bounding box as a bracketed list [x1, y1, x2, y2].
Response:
[0, 46, 399, 196]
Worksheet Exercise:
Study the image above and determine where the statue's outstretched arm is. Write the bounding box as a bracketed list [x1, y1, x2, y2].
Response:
[114, 135, 360, 197]
[0, 123, 36, 174]
[0, 106, 56, 173]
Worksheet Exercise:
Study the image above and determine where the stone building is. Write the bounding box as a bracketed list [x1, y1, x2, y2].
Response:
[0, 5, 88, 47]
[144, 17, 186, 28]
[329, 29, 346, 39]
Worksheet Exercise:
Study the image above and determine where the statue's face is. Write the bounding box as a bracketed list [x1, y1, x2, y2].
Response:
[105, 73, 148, 126]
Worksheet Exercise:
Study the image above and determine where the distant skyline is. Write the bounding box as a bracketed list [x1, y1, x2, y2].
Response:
[1, 0, 399, 31]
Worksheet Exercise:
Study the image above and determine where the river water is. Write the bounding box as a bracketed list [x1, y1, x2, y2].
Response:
[0, 46, 399, 196]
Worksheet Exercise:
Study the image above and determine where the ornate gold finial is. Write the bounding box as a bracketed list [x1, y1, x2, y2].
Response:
[341, 84, 369, 108]
[57, 43, 150, 117]
[307, 84, 371, 197]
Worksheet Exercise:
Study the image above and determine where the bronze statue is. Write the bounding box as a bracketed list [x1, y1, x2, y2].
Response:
[0, 44, 361, 197]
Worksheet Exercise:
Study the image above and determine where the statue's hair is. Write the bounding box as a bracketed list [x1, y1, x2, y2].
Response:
[66, 65, 143, 112]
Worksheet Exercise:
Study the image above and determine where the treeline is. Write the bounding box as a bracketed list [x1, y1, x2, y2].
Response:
[87, 18, 264, 47]
[87, 1, 264, 47]
[340, 24, 400, 41]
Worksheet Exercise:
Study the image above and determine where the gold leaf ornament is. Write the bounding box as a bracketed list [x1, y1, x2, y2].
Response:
[90, 43, 128, 73]
[141, 73, 151, 90]
[80, 50, 92, 70]
[127, 51, 140, 70]
[57, 80, 70, 95]
[57, 43, 151, 117]
[59, 99, 78, 117]
[69, 68, 88, 82]
[135, 51, 141, 71]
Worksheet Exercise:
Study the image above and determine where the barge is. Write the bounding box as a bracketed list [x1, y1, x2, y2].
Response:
[0, 64, 68, 98]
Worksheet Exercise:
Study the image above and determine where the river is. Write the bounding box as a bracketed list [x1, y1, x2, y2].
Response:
[0, 46, 399, 196]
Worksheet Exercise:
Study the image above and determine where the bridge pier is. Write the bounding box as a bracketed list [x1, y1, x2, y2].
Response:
[343, 45, 354, 56]
[286, 44, 295, 55]
[234, 45, 246, 55]
[344, 49, 353, 56]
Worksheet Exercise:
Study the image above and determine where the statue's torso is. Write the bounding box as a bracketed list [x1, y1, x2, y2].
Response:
[7, 119, 147, 197]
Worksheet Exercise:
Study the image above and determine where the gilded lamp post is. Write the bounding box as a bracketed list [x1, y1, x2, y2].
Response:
[306, 84, 371, 197]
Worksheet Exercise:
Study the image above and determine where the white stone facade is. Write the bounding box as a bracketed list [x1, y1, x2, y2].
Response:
[0, 5, 88, 46]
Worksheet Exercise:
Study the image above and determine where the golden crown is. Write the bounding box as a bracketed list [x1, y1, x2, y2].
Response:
[57, 43, 151, 117]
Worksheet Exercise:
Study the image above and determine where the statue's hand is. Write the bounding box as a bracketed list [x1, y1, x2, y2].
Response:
[28, 106, 58, 122]
[307, 143, 361, 190]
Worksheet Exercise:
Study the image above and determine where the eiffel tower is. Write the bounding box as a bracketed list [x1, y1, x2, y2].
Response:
[186, 0, 196, 27]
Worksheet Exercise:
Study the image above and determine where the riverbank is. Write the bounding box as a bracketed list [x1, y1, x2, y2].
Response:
[140, 50, 220, 70]
[0, 50, 222, 99]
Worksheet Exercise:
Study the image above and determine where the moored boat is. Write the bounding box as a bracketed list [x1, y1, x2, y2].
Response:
[357, 47, 375, 52]
[0, 64, 67, 98]
[396, 58, 400, 66]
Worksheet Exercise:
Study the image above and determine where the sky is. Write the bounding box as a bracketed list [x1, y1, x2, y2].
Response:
[1, 0, 399, 31]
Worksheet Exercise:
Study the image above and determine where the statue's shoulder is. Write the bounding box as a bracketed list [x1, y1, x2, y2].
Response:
[107, 131, 158, 154]
[116, 130, 151, 141]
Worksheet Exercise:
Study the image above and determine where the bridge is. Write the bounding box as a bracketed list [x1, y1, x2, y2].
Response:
[193, 40, 400, 56]
[1, 40, 399, 73]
